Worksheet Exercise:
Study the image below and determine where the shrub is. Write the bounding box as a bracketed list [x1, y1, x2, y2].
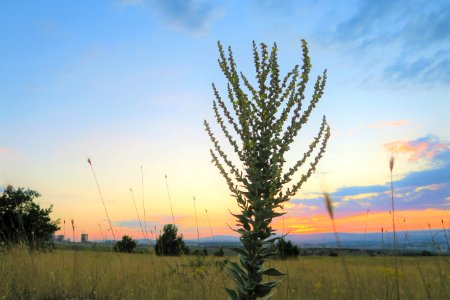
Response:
[214, 247, 225, 257]
[276, 238, 300, 259]
[155, 224, 189, 256]
[113, 235, 137, 253]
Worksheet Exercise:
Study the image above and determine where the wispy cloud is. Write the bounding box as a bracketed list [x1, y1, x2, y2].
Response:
[120, 0, 225, 33]
[368, 120, 411, 129]
[384, 50, 450, 85]
[414, 183, 446, 193]
[342, 192, 379, 202]
[153, 0, 225, 33]
[384, 135, 449, 162]
[117, 0, 145, 6]
[327, 0, 449, 85]
[0, 147, 15, 157]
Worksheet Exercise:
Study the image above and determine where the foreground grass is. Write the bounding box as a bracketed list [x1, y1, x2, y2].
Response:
[0, 247, 448, 299]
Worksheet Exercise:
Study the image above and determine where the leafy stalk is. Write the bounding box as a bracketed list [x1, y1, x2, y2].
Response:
[205, 39, 330, 299]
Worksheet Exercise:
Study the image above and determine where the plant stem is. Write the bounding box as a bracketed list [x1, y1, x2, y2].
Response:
[164, 175, 176, 226]
[390, 164, 400, 300]
[193, 196, 200, 247]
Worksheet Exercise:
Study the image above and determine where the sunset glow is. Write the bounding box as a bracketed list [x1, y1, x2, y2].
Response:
[1, 1, 448, 242]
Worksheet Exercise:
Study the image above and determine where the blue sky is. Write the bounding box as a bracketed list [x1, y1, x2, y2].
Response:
[0, 0, 448, 238]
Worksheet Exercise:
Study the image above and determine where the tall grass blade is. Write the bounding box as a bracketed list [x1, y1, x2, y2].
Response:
[193, 196, 200, 247]
[87, 158, 118, 249]
[141, 166, 149, 243]
[164, 175, 176, 225]
[130, 187, 148, 244]
[205, 209, 215, 243]
[389, 156, 400, 300]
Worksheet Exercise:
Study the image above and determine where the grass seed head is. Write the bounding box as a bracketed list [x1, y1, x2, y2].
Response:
[389, 156, 394, 172]
[324, 193, 334, 219]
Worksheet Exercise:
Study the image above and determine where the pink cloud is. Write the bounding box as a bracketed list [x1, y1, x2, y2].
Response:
[0, 147, 14, 156]
[384, 135, 449, 162]
[369, 120, 411, 129]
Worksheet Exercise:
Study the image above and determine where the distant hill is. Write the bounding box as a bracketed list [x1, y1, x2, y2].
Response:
[122, 229, 450, 253]
[277, 230, 449, 252]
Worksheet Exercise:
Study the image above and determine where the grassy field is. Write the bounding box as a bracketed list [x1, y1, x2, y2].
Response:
[0, 246, 448, 299]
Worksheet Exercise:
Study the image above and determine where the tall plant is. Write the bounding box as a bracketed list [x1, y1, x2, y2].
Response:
[204, 39, 330, 299]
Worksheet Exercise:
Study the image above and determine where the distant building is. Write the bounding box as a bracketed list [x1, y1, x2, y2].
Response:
[81, 234, 88, 243]
[55, 235, 64, 241]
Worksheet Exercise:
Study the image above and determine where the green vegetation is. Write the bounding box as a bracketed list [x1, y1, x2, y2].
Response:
[0, 247, 448, 299]
[0, 186, 60, 249]
[276, 239, 300, 259]
[155, 224, 190, 256]
[113, 235, 137, 253]
[214, 247, 225, 257]
[204, 39, 330, 298]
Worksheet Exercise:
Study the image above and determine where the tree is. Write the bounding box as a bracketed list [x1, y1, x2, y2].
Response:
[113, 235, 137, 253]
[155, 224, 189, 256]
[276, 238, 300, 259]
[204, 40, 330, 299]
[0, 185, 60, 248]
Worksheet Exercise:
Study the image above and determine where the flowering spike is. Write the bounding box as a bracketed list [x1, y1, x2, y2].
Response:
[205, 40, 330, 299]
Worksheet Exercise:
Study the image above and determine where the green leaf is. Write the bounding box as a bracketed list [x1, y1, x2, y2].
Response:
[254, 283, 273, 298]
[227, 268, 246, 287]
[229, 261, 246, 275]
[260, 268, 285, 276]
[262, 237, 279, 245]
[225, 288, 239, 300]
[232, 247, 248, 256]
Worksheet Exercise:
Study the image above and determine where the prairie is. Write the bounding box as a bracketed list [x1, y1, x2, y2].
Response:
[1, 246, 448, 299]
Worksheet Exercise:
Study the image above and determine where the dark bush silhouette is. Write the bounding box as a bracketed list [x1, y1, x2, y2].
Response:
[0, 185, 60, 248]
[276, 238, 300, 259]
[420, 250, 432, 256]
[214, 247, 225, 257]
[193, 248, 209, 256]
[113, 235, 137, 253]
[155, 224, 189, 256]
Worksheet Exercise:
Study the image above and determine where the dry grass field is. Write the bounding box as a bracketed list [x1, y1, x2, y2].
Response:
[0, 246, 448, 299]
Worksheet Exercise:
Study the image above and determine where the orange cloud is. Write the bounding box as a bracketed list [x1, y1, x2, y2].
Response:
[273, 209, 449, 234]
[384, 136, 448, 162]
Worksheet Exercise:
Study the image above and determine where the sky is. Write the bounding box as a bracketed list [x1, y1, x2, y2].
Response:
[0, 0, 449, 241]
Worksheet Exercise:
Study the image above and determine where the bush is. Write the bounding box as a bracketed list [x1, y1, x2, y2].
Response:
[155, 224, 189, 256]
[420, 250, 432, 256]
[276, 238, 300, 259]
[113, 235, 137, 253]
[0, 185, 60, 249]
[214, 247, 225, 257]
